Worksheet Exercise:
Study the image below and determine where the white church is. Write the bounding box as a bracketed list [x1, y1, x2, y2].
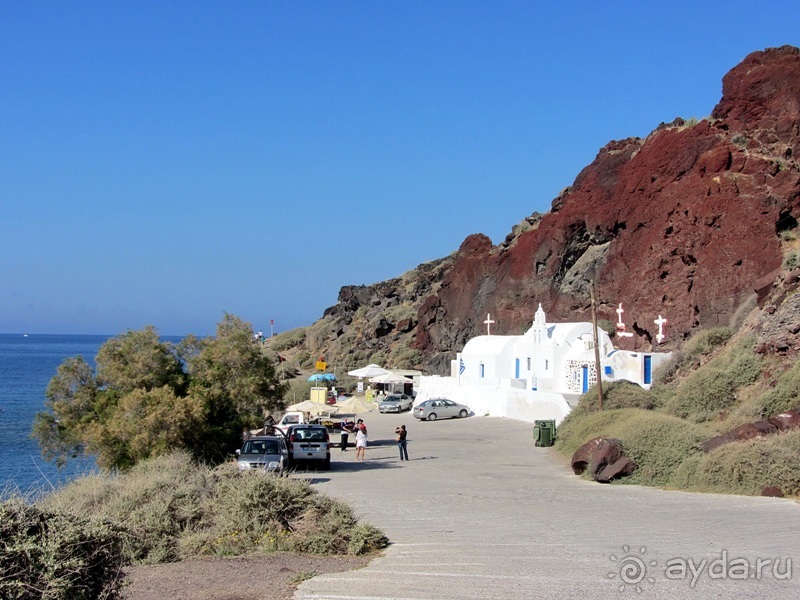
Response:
[415, 304, 672, 425]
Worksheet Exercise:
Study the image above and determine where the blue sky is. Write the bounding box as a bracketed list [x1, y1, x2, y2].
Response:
[2, 2, 797, 336]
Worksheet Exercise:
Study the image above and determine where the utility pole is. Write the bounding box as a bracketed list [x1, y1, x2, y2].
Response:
[590, 282, 604, 411]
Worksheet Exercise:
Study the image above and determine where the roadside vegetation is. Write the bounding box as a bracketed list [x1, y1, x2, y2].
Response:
[555, 326, 800, 497]
[1, 452, 387, 599]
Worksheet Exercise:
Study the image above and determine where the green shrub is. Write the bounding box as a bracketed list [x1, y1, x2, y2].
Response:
[609, 412, 709, 486]
[556, 408, 709, 486]
[0, 498, 127, 600]
[566, 381, 660, 421]
[665, 337, 762, 421]
[746, 359, 800, 418]
[783, 251, 799, 270]
[670, 430, 800, 496]
[553, 408, 637, 457]
[683, 327, 734, 363]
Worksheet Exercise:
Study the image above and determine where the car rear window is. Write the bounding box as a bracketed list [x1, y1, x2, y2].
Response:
[295, 429, 326, 441]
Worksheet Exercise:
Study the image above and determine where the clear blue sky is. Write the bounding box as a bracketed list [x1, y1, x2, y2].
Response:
[2, 2, 797, 336]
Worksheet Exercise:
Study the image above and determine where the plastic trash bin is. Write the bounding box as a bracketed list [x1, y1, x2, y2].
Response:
[534, 419, 556, 447]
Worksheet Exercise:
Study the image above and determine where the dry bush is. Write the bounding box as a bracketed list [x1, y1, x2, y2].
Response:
[0, 498, 127, 600]
[269, 328, 307, 352]
[41, 452, 387, 567]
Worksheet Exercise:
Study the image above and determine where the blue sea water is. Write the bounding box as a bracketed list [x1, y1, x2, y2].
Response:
[0, 333, 108, 496]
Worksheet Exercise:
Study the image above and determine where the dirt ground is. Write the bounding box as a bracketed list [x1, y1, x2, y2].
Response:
[121, 553, 373, 600]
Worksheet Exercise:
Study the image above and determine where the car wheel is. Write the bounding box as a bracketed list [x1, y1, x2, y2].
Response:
[323, 456, 331, 471]
[458, 409, 468, 418]
[428, 413, 437, 421]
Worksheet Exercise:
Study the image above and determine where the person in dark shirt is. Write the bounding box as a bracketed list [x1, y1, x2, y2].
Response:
[340, 419, 354, 451]
[396, 425, 409, 461]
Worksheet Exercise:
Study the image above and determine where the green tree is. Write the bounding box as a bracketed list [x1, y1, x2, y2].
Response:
[186, 314, 287, 461]
[32, 315, 287, 471]
[32, 356, 98, 467]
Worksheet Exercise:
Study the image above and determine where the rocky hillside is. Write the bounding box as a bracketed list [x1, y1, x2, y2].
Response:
[270, 46, 800, 376]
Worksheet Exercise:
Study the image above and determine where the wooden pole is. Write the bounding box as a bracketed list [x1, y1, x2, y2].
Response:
[590, 283, 604, 411]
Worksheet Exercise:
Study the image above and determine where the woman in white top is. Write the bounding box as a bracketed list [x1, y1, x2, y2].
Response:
[355, 425, 368, 461]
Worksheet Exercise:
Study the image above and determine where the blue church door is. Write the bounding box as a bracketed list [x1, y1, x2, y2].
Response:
[644, 355, 652, 385]
[515, 358, 520, 379]
[581, 365, 589, 393]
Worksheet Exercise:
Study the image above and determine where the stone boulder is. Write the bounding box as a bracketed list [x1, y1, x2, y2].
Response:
[699, 407, 800, 452]
[761, 486, 785, 498]
[767, 408, 800, 431]
[571, 436, 636, 483]
[699, 421, 778, 453]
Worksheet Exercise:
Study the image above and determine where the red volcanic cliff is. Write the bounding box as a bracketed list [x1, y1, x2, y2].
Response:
[413, 46, 800, 368]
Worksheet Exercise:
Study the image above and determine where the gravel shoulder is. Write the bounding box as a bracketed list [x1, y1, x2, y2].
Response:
[122, 553, 373, 600]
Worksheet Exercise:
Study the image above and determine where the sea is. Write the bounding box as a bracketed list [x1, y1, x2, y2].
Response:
[0, 333, 108, 496]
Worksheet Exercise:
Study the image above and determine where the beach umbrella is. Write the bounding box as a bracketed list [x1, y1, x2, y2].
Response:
[287, 400, 333, 415]
[307, 373, 336, 382]
[369, 372, 412, 385]
[334, 396, 374, 414]
[347, 364, 389, 378]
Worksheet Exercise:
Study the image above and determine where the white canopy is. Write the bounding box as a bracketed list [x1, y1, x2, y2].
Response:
[347, 363, 390, 378]
[369, 372, 412, 385]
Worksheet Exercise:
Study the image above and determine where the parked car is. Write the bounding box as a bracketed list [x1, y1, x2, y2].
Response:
[235, 435, 288, 473]
[413, 398, 470, 421]
[378, 393, 414, 413]
[286, 424, 331, 470]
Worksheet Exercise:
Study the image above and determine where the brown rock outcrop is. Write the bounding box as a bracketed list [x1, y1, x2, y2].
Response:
[410, 46, 800, 372]
[301, 47, 800, 375]
[698, 407, 800, 452]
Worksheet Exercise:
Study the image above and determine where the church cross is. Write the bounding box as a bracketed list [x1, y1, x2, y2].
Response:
[615, 304, 624, 326]
[484, 313, 495, 335]
[654, 314, 667, 344]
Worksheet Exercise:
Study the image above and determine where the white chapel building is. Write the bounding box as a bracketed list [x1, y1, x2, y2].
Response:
[415, 304, 672, 425]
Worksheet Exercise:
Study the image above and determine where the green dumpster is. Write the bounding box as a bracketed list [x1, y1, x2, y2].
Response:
[533, 419, 556, 447]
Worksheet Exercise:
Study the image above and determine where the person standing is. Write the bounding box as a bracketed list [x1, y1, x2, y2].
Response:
[340, 419, 354, 451]
[355, 424, 368, 461]
[396, 424, 409, 461]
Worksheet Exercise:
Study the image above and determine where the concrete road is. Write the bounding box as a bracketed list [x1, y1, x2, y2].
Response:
[295, 410, 799, 600]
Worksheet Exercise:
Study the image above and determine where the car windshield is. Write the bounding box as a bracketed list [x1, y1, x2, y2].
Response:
[242, 440, 280, 454]
[383, 398, 400, 403]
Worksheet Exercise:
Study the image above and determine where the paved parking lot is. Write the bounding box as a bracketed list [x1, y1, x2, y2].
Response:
[296, 410, 799, 600]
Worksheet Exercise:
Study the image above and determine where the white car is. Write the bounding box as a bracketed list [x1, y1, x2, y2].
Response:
[378, 394, 414, 413]
[235, 435, 288, 472]
[413, 398, 470, 421]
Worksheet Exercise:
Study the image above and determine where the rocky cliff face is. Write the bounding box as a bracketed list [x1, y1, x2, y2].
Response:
[293, 46, 800, 375]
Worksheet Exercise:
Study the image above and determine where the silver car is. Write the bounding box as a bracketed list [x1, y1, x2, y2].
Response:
[236, 435, 288, 472]
[413, 398, 470, 421]
[378, 393, 414, 413]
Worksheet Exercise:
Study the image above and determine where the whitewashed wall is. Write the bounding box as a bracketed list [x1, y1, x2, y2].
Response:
[416, 375, 574, 425]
